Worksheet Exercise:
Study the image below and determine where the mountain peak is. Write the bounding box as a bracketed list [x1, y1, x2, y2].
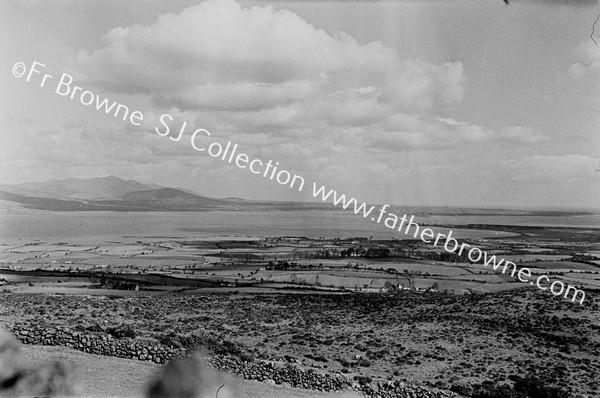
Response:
[97, 175, 124, 181]
[13, 175, 153, 200]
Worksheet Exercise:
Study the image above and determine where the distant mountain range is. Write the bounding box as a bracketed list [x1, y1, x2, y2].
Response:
[0, 176, 322, 212]
[3, 176, 158, 200]
[0, 176, 592, 215]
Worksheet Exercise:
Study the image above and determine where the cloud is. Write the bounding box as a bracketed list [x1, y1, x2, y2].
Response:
[497, 126, 548, 144]
[381, 60, 465, 110]
[152, 81, 321, 112]
[434, 117, 468, 127]
[72, 0, 465, 116]
[20, 0, 551, 197]
[366, 116, 548, 150]
[67, 0, 556, 156]
[500, 154, 598, 184]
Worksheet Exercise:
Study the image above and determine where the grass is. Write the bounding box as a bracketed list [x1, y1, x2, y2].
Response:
[20, 345, 360, 398]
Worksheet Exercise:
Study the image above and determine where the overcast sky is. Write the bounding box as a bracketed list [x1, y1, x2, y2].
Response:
[1, 0, 599, 209]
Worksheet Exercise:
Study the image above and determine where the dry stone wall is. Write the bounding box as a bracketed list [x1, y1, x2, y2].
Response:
[7, 322, 458, 398]
[9, 322, 182, 364]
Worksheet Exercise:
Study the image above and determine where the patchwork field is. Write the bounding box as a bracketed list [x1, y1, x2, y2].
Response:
[1, 223, 599, 397]
[2, 224, 599, 296]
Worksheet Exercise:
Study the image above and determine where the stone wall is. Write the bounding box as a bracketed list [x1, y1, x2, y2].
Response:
[209, 356, 349, 391]
[208, 356, 458, 398]
[9, 322, 183, 364]
[7, 322, 458, 398]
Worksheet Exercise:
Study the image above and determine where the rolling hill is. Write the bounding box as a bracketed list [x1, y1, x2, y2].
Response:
[0, 176, 322, 212]
[9, 175, 153, 200]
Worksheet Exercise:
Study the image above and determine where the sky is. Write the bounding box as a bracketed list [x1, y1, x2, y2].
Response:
[1, 0, 599, 209]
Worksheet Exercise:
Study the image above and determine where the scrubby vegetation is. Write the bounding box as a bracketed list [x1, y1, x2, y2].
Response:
[1, 288, 598, 397]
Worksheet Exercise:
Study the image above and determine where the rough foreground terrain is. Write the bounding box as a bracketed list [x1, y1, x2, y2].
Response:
[1, 288, 598, 397]
[8, 341, 362, 398]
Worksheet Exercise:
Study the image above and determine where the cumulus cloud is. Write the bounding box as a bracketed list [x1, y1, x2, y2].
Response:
[73, 0, 464, 116]
[57, 0, 549, 180]
[152, 81, 321, 112]
[500, 154, 598, 184]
